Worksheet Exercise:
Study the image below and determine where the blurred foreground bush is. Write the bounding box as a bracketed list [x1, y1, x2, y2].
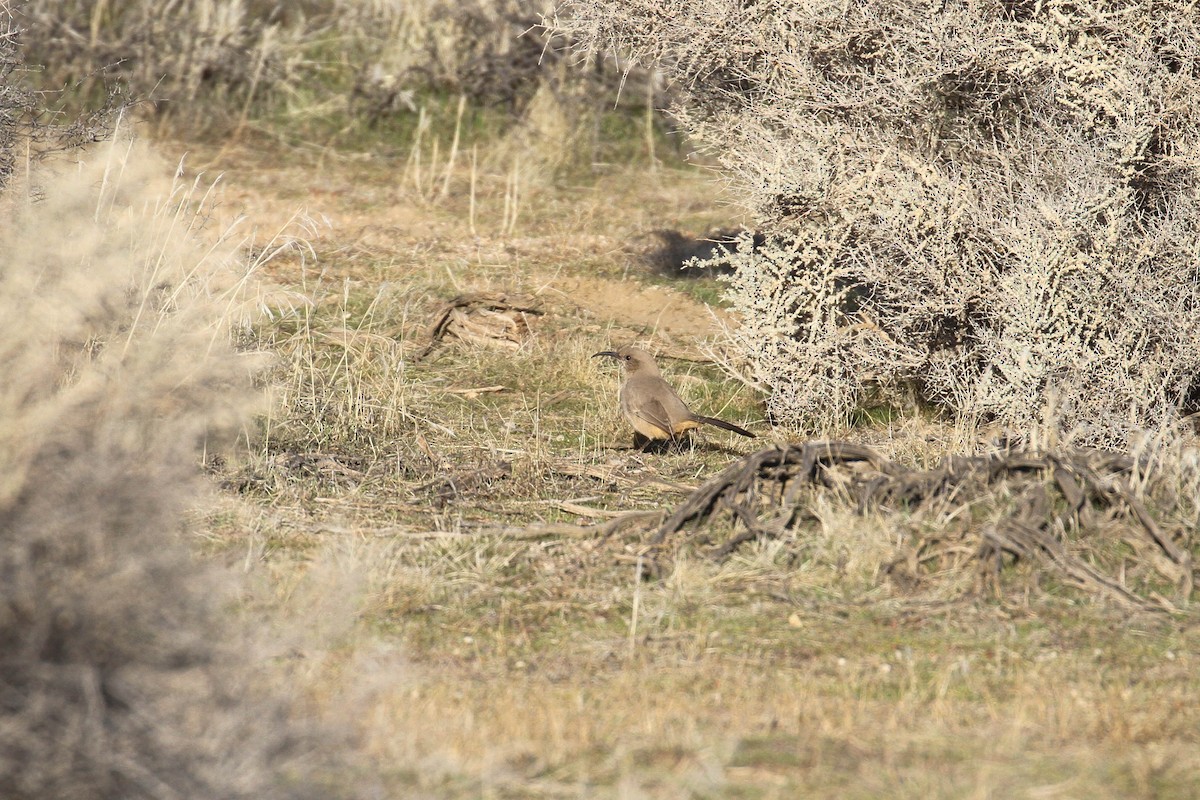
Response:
[0, 26, 339, 787]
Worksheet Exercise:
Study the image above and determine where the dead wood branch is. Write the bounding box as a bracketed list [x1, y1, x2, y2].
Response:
[650, 442, 886, 545]
[651, 441, 1196, 609]
[416, 292, 543, 360]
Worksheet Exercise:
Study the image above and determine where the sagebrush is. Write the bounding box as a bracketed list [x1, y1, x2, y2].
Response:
[0, 0, 121, 188]
[560, 0, 1200, 445]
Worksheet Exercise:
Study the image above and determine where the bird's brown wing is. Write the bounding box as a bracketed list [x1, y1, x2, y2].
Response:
[623, 375, 703, 439]
[632, 398, 676, 440]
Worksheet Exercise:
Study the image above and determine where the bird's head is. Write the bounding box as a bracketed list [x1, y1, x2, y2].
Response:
[592, 346, 658, 375]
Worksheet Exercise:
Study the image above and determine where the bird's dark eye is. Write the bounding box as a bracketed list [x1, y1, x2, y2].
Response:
[624, 355, 632, 360]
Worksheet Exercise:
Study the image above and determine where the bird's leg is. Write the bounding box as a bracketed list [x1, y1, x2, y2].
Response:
[668, 431, 699, 453]
[634, 432, 677, 453]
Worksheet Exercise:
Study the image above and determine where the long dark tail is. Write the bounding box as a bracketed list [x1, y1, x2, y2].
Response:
[696, 415, 756, 438]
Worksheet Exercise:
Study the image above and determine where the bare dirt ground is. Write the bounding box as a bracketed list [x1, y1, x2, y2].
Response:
[182, 138, 1200, 799]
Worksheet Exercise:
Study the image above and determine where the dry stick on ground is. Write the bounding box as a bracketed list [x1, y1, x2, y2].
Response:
[500, 509, 667, 540]
[317, 510, 666, 541]
[1076, 465, 1195, 597]
[978, 483, 1159, 611]
[648, 441, 1195, 609]
[543, 456, 698, 495]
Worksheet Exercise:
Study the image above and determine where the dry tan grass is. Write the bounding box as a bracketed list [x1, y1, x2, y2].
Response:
[241, 528, 1199, 798]
[170, 126, 1200, 798]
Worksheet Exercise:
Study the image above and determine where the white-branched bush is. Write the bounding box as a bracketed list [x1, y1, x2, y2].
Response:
[560, 0, 1200, 444]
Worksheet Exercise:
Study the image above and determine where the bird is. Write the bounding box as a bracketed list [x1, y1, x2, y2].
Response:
[593, 346, 755, 448]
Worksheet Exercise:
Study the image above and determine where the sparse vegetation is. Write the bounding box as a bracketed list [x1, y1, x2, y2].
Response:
[15, 0, 671, 173]
[4, 1, 1200, 798]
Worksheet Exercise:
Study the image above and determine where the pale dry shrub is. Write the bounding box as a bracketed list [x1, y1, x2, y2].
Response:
[349, 0, 560, 110]
[332, 0, 656, 176]
[18, 0, 311, 128]
[560, 0, 1200, 444]
[0, 0, 122, 188]
[0, 141, 335, 799]
[15, 0, 591, 130]
[13, 0, 661, 183]
[0, 4, 27, 183]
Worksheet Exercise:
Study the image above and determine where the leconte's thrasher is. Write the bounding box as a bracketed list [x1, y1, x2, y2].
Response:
[593, 346, 755, 446]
